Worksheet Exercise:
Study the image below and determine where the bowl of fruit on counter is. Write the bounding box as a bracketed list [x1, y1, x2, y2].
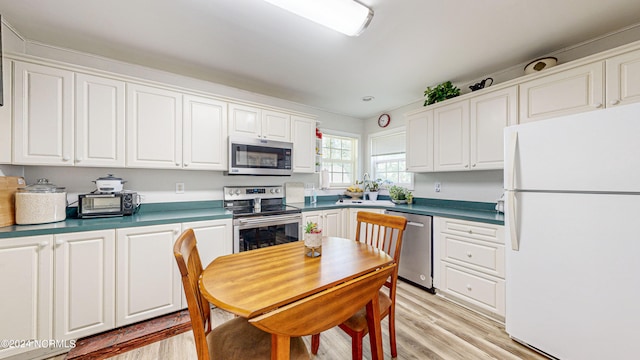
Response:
[344, 185, 364, 199]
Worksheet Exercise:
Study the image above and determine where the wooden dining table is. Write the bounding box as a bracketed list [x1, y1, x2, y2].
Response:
[199, 236, 394, 360]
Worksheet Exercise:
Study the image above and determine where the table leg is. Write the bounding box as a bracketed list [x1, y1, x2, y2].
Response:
[366, 293, 384, 360]
[271, 333, 291, 360]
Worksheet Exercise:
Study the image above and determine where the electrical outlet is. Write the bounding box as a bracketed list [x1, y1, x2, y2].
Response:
[176, 182, 185, 194]
[435, 182, 441, 193]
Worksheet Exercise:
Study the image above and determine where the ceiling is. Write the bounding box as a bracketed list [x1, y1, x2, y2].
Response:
[1, 0, 640, 119]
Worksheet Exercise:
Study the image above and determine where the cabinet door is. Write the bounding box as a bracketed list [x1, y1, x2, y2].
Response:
[469, 86, 517, 170]
[302, 211, 323, 230]
[13, 61, 74, 165]
[406, 110, 434, 172]
[606, 49, 640, 107]
[0, 59, 12, 164]
[182, 219, 233, 267]
[75, 73, 125, 167]
[126, 83, 182, 169]
[261, 110, 290, 141]
[54, 230, 115, 340]
[228, 103, 261, 139]
[0, 235, 52, 359]
[519, 62, 604, 123]
[183, 95, 227, 170]
[291, 115, 316, 173]
[116, 224, 182, 326]
[434, 101, 470, 171]
[322, 209, 344, 238]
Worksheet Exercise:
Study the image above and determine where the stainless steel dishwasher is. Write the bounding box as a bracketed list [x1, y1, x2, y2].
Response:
[385, 210, 433, 292]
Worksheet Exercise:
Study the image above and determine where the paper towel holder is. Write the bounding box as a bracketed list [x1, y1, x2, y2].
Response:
[320, 169, 330, 190]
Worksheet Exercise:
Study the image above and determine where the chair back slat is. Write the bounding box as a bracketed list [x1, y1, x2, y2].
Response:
[250, 264, 396, 337]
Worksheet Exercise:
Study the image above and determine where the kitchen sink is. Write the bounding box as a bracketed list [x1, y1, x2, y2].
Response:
[335, 199, 395, 206]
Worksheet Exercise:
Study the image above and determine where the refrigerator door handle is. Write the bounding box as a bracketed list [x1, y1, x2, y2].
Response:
[507, 190, 519, 251]
[506, 131, 518, 190]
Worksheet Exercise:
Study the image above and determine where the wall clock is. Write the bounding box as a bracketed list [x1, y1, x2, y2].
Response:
[378, 113, 391, 128]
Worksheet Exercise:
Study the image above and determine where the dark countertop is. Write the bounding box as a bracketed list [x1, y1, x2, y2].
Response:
[0, 201, 232, 239]
[0, 197, 503, 239]
[295, 198, 504, 225]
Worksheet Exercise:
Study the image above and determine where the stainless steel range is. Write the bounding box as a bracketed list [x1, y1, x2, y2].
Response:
[224, 186, 302, 253]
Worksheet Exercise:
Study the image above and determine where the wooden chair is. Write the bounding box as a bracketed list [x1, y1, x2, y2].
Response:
[311, 211, 407, 359]
[250, 263, 397, 360]
[173, 228, 309, 360]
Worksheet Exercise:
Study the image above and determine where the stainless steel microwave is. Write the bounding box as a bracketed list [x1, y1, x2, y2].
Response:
[228, 136, 293, 176]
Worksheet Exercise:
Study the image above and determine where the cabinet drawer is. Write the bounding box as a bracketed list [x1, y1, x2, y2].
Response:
[441, 234, 505, 277]
[440, 262, 505, 316]
[440, 218, 504, 244]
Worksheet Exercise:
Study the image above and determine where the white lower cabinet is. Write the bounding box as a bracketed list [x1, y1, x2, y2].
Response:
[54, 230, 115, 341]
[116, 223, 182, 327]
[0, 235, 53, 359]
[302, 209, 344, 238]
[180, 219, 232, 308]
[347, 208, 384, 240]
[434, 217, 505, 320]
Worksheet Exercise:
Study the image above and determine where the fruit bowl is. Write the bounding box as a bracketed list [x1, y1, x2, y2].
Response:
[345, 191, 364, 199]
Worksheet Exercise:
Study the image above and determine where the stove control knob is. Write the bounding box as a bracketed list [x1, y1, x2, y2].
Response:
[235, 189, 241, 195]
[276, 188, 281, 193]
[270, 189, 276, 194]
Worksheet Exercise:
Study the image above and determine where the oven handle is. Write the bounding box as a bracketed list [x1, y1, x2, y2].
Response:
[236, 214, 302, 226]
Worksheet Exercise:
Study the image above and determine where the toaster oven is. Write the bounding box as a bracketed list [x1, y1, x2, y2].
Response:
[78, 192, 139, 218]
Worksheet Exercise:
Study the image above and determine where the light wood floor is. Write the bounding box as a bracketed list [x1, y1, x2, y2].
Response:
[49, 281, 547, 360]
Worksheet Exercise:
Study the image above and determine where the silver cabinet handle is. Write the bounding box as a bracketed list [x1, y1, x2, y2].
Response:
[406, 221, 424, 227]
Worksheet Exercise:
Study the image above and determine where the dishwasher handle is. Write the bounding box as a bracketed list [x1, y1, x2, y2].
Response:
[406, 221, 425, 227]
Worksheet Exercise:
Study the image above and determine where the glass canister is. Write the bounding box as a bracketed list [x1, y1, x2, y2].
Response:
[15, 178, 67, 225]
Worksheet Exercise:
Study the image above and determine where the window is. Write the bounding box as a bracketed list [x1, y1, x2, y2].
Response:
[322, 134, 358, 187]
[370, 130, 413, 188]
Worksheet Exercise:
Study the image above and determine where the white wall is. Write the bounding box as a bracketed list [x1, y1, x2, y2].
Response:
[360, 26, 640, 203]
[1, 20, 363, 204]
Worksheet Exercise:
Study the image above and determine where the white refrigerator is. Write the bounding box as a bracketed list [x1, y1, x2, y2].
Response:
[504, 102, 640, 360]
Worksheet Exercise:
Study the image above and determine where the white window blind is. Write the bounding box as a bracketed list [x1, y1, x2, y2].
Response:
[371, 132, 405, 156]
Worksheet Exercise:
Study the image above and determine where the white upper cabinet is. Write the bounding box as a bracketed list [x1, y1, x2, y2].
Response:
[434, 100, 470, 171]
[519, 62, 605, 123]
[291, 115, 316, 173]
[406, 110, 434, 172]
[75, 73, 126, 167]
[469, 86, 517, 170]
[0, 59, 12, 164]
[183, 94, 227, 170]
[229, 103, 291, 141]
[13, 61, 74, 165]
[606, 48, 640, 107]
[261, 109, 291, 141]
[126, 83, 183, 169]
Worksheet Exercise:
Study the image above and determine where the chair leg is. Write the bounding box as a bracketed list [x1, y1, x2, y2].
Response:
[389, 307, 397, 358]
[311, 333, 320, 354]
[352, 332, 364, 360]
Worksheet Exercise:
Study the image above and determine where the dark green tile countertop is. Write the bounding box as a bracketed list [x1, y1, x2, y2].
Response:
[0, 197, 504, 239]
[0, 201, 232, 239]
[296, 196, 504, 225]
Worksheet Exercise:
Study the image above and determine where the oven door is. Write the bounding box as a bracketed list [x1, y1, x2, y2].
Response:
[233, 214, 302, 253]
[228, 137, 293, 176]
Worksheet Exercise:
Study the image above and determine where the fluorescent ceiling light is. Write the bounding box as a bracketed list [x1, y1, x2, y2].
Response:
[264, 0, 374, 36]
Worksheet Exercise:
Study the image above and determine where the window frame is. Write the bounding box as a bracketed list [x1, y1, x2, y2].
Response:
[368, 127, 414, 190]
[320, 131, 360, 188]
